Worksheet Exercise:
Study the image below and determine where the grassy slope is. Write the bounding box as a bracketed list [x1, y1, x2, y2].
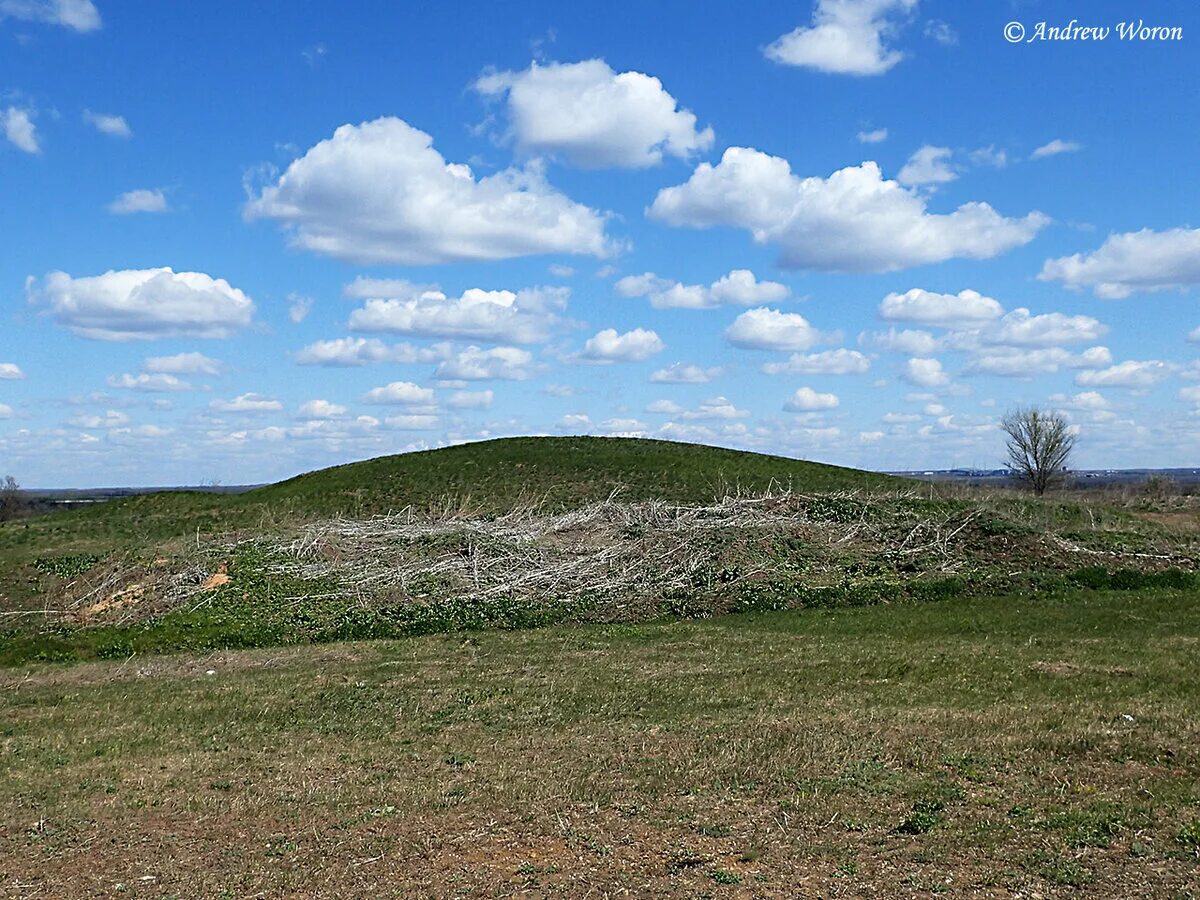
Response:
[251, 436, 903, 513]
[3, 587, 1198, 896]
[0, 436, 900, 552]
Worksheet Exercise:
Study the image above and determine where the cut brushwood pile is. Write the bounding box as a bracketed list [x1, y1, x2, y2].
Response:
[41, 488, 1200, 629]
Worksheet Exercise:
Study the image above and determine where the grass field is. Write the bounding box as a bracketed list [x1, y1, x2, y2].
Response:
[3, 586, 1199, 897]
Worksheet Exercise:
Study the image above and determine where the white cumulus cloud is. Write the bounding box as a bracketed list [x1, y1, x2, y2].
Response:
[763, 348, 870, 375]
[979, 309, 1107, 347]
[879, 288, 1003, 329]
[784, 386, 841, 411]
[649, 362, 724, 384]
[211, 393, 283, 412]
[1074, 360, 1172, 390]
[0, 362, 25, 380]
[362, 381, 436, 406]
[902, 357, 950, 388]
[474, 59, 713, 168]
[297, 399, 347, 419]
[765, 0, 918, 76]
[0, 0, 100, 30]
[1039, 227, 1200, 298]
[2, 107, 39, 154]
[107, 372, 192, 392]
[615, 268, 788, 309]
[435, 346, 537, 381]
[83, 110, 131, 138]
[579, 327, 665, 363]
[348, 285, 568, 344]
[293, 337, 447, 368]
[650, 152, 1047, 273]
[245, 117, 615, 265]
[30, 267, 254, 341]
[725, 307, 825, 351]
[897, 145, 956, 187]
[1031, 139, 1081, 160]
[965, 346, 1112, 377]
[143, 352, 223, 375]
[108, 188, 168, 214]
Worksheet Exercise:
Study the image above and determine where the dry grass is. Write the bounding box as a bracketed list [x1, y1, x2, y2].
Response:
[3, 587, 1199, 897]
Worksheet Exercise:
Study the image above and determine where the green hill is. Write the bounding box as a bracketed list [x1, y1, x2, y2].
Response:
[247, 436, 903, 516]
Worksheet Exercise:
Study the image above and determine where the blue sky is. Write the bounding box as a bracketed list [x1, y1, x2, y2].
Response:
[1, 0, 1198, 487]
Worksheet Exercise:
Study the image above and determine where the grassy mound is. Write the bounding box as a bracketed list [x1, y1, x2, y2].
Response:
[247, 436, 903, 515]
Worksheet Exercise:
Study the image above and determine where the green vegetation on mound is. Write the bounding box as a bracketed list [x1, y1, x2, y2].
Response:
[251, 436, 903, 514]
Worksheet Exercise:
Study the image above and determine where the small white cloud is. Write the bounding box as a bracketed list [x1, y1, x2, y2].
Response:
[579, 327, 664, 363]
[107, 188, 168, 215]
[879, 288, 1003, 329]
[1031, 139, 1082, 160]
[474, 58, 713, 168]
[210, 393, 283, 412]
[765, 0, 918, 76]
[0, 0, 101, 30]
[558, 413, 590, 428]
[725, 307, 825, 351]
[616, 268, 788, 310]
[924, 19, 958, 45]
[107, 372, 193, 392]
[649, 362, 723, 384]
[969, 145, 1008, 168]
[435, 346, 537, 381]
[143, 352, 223, 375]
[68, 409, 129, 429]
[965, 346, 1112, 377]
[2, 107, 39, 154]
[0, 362, 25, 380]
[287, 292, 315, 323]
[857, 127, 888, 144]
[1039, 227, 1200, 298]
[83, 110, 131, 138]
[679, 396, 749, 421]
[980, 308, 1107, 347]
[548, 264, 575, 278]
[297, 399, 347, 418]
[860, 327, 940, 355]
[763, 348, 870, 375]
[294, 337, 437, 367]
[348, 285, 568, 344]
[783, 386, 840, 411]
[362, 381, 436, 406]
[301, 43, 327, 66]
[646, 399, 684, 415]
[1074, 360, 1171, 390]
[30, 267, 254, 341]
[897, 145, 956, 187]
[902, 357, 950, 388]
[446, 389, 494, 409]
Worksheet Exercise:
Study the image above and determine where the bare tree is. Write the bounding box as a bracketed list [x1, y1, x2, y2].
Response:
[0, 475, 25, 522]
[1001, 407, 1075, 496]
